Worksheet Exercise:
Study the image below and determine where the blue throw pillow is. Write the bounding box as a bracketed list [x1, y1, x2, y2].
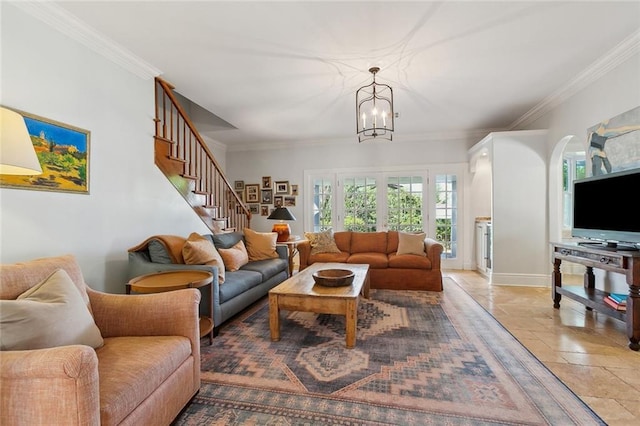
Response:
[148, 239, 173, 264]
[211, 232, 243, 250]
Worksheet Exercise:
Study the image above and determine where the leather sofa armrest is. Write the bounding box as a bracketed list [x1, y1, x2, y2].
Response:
[424, 238, 444, 270]
[297, 240, 312, 271]
[0, 345, 100, 426]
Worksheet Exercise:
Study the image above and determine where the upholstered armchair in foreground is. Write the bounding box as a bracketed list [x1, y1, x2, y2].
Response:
[0, 255, 201, 426]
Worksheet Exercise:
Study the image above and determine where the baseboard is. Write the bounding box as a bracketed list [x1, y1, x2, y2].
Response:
[490, 272, 550, 287]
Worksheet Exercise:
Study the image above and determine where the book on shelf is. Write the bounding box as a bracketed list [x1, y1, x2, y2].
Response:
[603, 296, 627, 311]
[608, 293, 627, 305]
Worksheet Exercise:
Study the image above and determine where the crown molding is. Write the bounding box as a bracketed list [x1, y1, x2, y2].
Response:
[510, 29, 640, 130]
[13, 2, 161, 80]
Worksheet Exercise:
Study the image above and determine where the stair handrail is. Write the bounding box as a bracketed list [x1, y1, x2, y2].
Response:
[155, 77, 251, 228]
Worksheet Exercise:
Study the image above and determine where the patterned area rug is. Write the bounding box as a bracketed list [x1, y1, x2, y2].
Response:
[174, 277, 604, 425]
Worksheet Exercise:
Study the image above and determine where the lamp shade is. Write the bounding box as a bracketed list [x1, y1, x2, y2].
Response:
[267, 207, 296, 221]
[0, 107, 42, 175]
[267, 207, 296, 242]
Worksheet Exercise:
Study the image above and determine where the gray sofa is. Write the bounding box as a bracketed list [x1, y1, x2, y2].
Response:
[128, 232, 288, 335]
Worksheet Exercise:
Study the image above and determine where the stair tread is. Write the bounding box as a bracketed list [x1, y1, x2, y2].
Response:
[168, 156, 186, 163]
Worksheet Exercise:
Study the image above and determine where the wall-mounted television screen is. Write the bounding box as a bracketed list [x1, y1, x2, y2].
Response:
[572, 168, 640, 250]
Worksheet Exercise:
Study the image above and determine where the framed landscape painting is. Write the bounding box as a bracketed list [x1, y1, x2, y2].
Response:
[587, 106, 640, 176]
[0, 110, 90, 193]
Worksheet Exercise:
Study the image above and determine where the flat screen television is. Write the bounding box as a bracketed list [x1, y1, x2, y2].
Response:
[572, 168, 640, 251]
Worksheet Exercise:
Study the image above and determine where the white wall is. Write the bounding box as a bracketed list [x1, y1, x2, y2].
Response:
[227, 136, 476, 268]
[0, 4, 211, 293]
[527, 52, 640, 293]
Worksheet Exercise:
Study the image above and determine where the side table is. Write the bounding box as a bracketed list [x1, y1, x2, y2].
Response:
[278, 237, 307, 276]
[126, 270, 214, 344]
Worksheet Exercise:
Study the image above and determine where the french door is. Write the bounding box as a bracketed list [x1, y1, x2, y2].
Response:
[307, 167, 459, 263]
[336, 172, 427, 233]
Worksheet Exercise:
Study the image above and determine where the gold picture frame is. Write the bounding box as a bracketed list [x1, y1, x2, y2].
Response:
[0, 109, 90, 194]
[275, 181, 289, 195]
[245, 184, 260, 203]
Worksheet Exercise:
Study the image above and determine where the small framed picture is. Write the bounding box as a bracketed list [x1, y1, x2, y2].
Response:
[284, 196, 296, 207]
[275, 181, 289, 195]
[234, 180, 245, 191]
[245, 184, 260, 203]
[235, 190, 244, 203]
[261, 188, 273, 204]
[262, 176, 271, 188]
[291, 184, 299, 196]
[274, 196, 283, 207]
[248, 203, 260, 214]
[261, 205, 269, 216]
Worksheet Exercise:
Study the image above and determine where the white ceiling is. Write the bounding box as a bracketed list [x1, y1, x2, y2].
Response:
[46, 1, 640, 149]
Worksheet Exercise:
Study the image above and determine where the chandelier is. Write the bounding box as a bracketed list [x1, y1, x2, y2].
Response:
[356, 67, 394, 142]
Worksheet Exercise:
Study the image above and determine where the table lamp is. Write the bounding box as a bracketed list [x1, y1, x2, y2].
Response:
[0, 107, 42, 175]
[267, 206, 296, 242]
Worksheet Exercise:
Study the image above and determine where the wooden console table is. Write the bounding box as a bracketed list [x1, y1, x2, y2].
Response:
[551, 241, 640, 350]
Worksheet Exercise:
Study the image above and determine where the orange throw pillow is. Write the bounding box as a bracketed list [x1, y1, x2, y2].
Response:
[218, 240, 249, 271]
[243, 228, 278, 261]
[182, 233, 225, 283]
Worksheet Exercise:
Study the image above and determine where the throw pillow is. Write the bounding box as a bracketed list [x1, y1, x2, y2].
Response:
[396, 232, 427, 256]
[148, 239, 173, 264]
[304, 228, 341, 255]
[218, 240, 249, 271]
[182, 232, 225, 284]
[0, 269, 104, 351]
[243, 228, 278, 261]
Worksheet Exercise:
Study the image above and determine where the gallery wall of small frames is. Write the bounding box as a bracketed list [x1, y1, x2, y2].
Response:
[234, 177, 299, 216]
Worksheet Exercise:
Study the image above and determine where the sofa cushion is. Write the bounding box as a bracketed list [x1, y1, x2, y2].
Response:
[0, 269, 104, 351]
[350, 232, 387, 254]
[96, 335, 192, 426]
[211, 232, 244, 250]
[347, 252, 389, 268]
[0, 254, 89, 303]
[308, 251, 350, 264]
[397, 232, 427, 256]
[182, 233, 225, 283]
[305, 228, 341, 255]
[333, 231, 352, 252]
[241, 258, 287, 281]
[388, 253, 432, 269]
[218, 240, 249, 272]
[218, 270, 263, 303]
[386, 231, 399, 253]
[243, 228, 278, 261]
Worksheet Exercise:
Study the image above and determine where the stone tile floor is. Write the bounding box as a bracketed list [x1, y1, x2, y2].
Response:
[446, 270, 640, 426]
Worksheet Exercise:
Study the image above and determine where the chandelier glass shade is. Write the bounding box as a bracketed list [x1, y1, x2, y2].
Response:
[356, 67, 394, 142]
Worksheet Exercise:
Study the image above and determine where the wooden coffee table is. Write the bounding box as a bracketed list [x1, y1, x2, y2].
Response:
[269, 263, 370, 349]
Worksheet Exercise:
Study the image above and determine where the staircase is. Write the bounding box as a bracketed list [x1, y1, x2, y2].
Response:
[154, 77, 250, 233]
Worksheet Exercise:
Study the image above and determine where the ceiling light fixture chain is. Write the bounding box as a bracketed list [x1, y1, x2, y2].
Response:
[356, 66, 394, 143]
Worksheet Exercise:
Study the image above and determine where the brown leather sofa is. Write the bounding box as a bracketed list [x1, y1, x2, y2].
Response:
[0, 255, 201, 425]
[298, 231, 444, 291]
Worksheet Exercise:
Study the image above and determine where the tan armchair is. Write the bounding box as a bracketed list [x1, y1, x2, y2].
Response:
[0, 255, 201, 426]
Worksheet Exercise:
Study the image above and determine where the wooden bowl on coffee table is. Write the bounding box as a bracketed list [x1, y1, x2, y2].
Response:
[312, 268, 355, 287]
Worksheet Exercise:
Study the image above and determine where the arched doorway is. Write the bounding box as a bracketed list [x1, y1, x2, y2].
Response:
[548, 135, 585, 245]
